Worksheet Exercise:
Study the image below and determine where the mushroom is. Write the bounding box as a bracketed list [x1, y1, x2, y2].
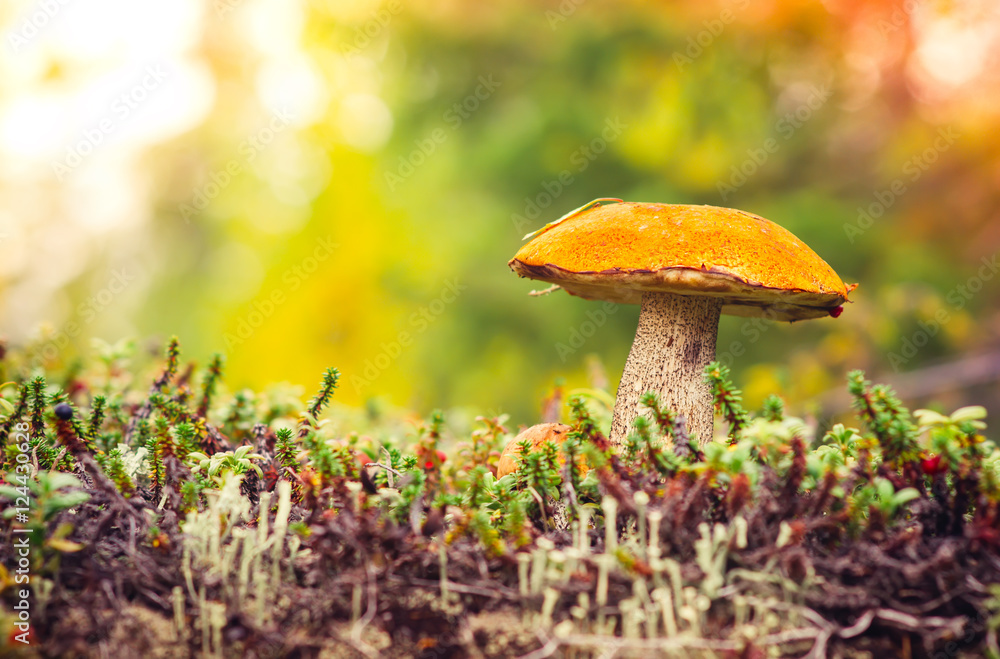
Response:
[496, 423, 580, 478]
[509, 200, 855, 450]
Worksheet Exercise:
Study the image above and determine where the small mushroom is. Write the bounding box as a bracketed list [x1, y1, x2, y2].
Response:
[509, 200, 855, 450]
[496, 423, 577, 478]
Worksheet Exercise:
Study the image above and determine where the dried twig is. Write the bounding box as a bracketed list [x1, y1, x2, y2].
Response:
[528, 285, 560, 297]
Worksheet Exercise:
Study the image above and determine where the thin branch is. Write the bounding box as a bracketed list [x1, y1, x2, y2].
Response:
[528, 285, 560, 297]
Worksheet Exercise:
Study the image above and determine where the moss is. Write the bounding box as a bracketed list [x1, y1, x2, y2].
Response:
[1, 339, 999, 657]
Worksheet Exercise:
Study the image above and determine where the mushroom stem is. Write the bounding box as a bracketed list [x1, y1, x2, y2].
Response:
[610, 291, 722, 450]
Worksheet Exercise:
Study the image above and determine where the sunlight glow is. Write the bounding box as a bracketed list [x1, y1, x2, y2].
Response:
[909, 0, 1000, 95]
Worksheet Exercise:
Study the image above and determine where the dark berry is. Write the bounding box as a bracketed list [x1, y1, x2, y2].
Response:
[54, 403, 73, 420]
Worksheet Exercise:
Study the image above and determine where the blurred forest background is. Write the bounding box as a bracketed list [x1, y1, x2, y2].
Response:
[1, 0, 999, 426]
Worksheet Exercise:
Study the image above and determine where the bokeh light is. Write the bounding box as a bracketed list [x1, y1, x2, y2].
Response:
[3, 0, 999, 425]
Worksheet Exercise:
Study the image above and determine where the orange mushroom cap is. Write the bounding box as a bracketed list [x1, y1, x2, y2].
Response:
[509, 201, 856, 322]
[496, 423, 587, 479]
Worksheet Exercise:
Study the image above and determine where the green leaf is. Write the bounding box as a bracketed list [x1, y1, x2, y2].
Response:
[876, 478, 894, 502]
[42, 471, 84, 492]
[47, 538, 84, 552]
[51, 522, 75, 539]
[813, 445, 845, 468]
[951, 406, 988, 423]
[496, 474, 517, 489]
[703, 442, 726, 465]
[892, 487, 920, 508]
[914, 409, 951, 427]
[0, 486, 24, 501]
[579, 470, 600, 490]
[46, 491, 90, 511]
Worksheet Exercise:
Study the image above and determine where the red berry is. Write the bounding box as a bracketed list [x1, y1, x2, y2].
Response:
[921, 454, 944, 475]
[829, 305, 844, 318]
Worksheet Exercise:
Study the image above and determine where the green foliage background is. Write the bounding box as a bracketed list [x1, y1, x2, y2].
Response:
[6, 0, 1000, 425]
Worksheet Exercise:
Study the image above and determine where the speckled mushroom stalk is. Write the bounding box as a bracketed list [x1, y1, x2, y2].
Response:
[608, 292, 722, 449]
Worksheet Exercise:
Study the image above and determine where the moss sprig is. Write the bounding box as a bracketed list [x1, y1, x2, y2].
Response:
[29, 375, 47, 442]
[1, 380, 30, 447]
[639, 391, 700, 464]
[762, 394, 785, 422]
[704, 362, 749, 444]
[307, 367, 340, 419]
[848, 370, 920, 472]
[86, 395, 106, 447]
[197, 353, 224, 418]
[275, 428, 299, 475]
[105, 447, 135, 498]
